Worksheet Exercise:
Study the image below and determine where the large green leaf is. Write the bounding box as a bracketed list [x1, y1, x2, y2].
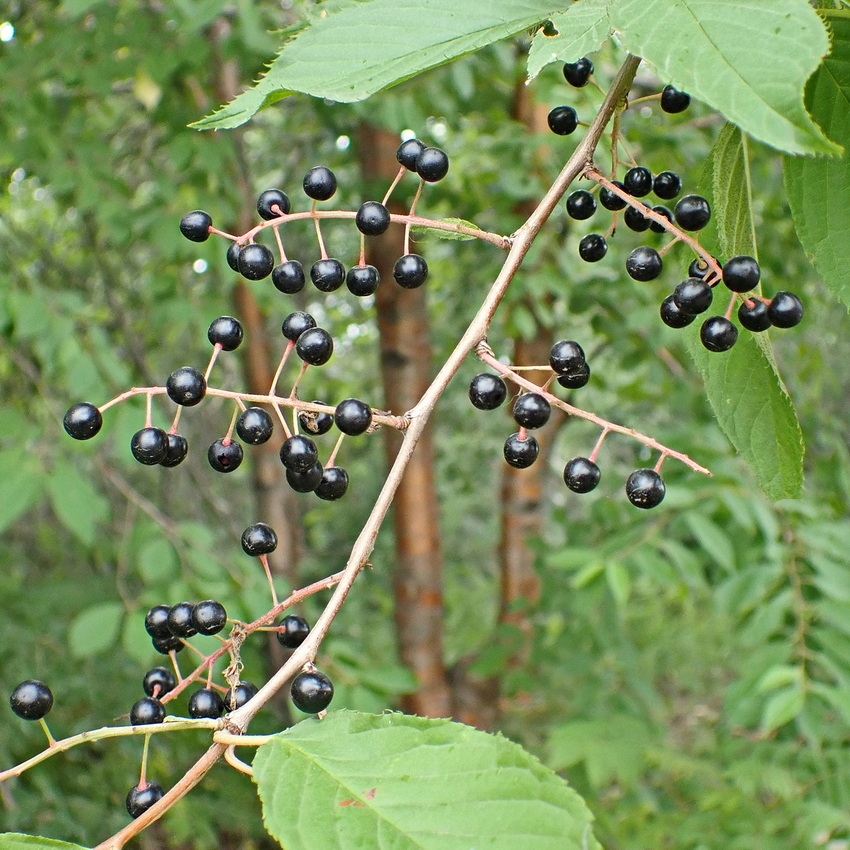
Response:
[252, 710, 601, 850]
[784, 11, 850, 309]
[192, 0, 564, 129]
[610, 0, 838, 155]
[0, 836, 89, 850]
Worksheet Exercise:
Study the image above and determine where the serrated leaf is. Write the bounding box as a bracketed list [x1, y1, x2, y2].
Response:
[760, 684, 805, 732]
[253, 710, 602, 850]
[67, 602, 124, 659]
[192, 0, 564, 129]
[527, 0, 612, 79]
[609, 0, 838, 155]
[0, 836, 89, 850]
[47, 460, 109, 546]
[784, 11, 850, 309]
[710, 124, 757, 257]
[412, 217, 483, 241]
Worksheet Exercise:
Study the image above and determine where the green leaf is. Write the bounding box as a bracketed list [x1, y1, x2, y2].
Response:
[67, 602, 124, 659]
[253, 710, 601, 850]
[609, 0, 839, 155]
[784, 11, 850, 309]
[46, 460, 110, 546]
[683, 512, 736, 572]
[527, 0, 612, 79]
[710, 124, 757, 258]
[0, 836, 89, 850]
[0, 453, 43, 533]
[192, 0, 565, 128]
[604, 560, 631, 606]
[756, 664, 802, 693]
[760, 684, 805, 732]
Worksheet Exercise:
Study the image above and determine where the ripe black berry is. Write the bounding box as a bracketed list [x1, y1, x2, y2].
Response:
[599, 181, 628, 211]
[145, 605, 172, 640]
[191, 600, 227, 636]
[131, 428, 169, 465]
[563, 57, 593, 87]
[563, 457, 601, 493]
[315, 467, 349, 500]
[296, 327, 334, 366]
[143, 667, 176, 699]
[356, 201, 391, 236]
[393, 254, 428, 289]
[579, 233, 607, 262]
[738, 298, 772, 332]
[167, 601, 197, 638]
[277, 614, 311, 648]
[281, 311, 316, 342]
[166, 366, 206, 407]
[469, 373, 507, 410]
[700, 316, 739, 352]
[272, 260, 306, 294]
[513, 393, 551, 429]
[126, 781, 164, 819]
[660, 294, 696, 328]
[674, 195, 711, 231]
[160, 434, 189, 468]
[237, 407, 274, 445]
[291, 670, 334, 714]
[208, 316, 243, 351]
[299, 403, 334, 436]
[241, 522, 278, 556]
[566, 190, 596, 220]
[310, 258, 346, 292]
[225, 681, 259, 711]
[503, 433, 539, 469]
[152, 633, 183, 654]
[556, 360, 591, 389]
[396, 138, 425, 171]
[286, 462, 324, 493]
[63, 402, 103, 440]
[549, 340, 586, 373]
[280, 434, 319, 472]
[303, 166, 337, 201]
[626, 468, 666, 508]
[179, 210, 212, 242]
[722, 255, 761, 293]
[547, 106, 578, 135]
[626, 246, 663, 281]
[130, 696, 165, 726]
[208, 438, 243, 473]
[187, 687, 224, 719]
[689, 257, 710, 279]
[238, 243, 274, 280]
[661, 85, 691, 113]
[624, 205, 651, 232]
[649, 205, 673, 233]
[767, 291, 804, 328]
[653, 171, 682, 200]
[226, 242, 241, 272]
[623, 166, 653, 197]
[334, 398, 372, 436]
[673, 278, 713, 315]
[347, 264, 380, 296]
[416, 147, 449, 182]
[10, 680, 53, 720]
[257, 189, 290, 220]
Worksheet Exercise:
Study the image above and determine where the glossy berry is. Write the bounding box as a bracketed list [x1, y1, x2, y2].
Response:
[700, 316, 739, 352]
[296, 327, 334, 366]
[286, 462, 324, 493]
[396, 138, 425, 171]
[310, 258, 346, 292]
[145, 605, 172, 640]
[722, 255, 761, 292]
[356, 201, 391, 236]
[241, 522, 278, 556]
[689, 257, 710, 279]
[160, 434, 189, 468]
[563, 457, 601, 493]
[415, 147, 449, 182]
[208, 316, 243, 351]
[393, 254, 428, 289]
[166, 366, 206, 407]
[225, 681, 258, 711]
[547, 106, 578, 136]
[335, 398, 372, 436]
[131, 428, 169, 465]
[272, 260, 306, 294]
[188, 687, 225, 719]
[208, 438, 243, 473]
[238, 242, 274, 280]
[10, 680, 53, 720]
[549, 340, 585, 373]
[126, 782, 164, 819]
[566, 190, 596, 220]
[649, 205, 673, 234]
[63, 402, 103, 440]
[280, 434, 319, 472]
[624, 205, 650, 233]
[623, 166, 653, 197]
[661, 85, 691, 113]
[468, 374, 507, 410]
[257, 189, 290, 220]
[191, 600, 227, 636]
[303, 166, 337, 201]
[599, 181, 627, 211]
[673, 278, 713, 315]
[315, 467, 349, 501]
[504, 433, 539, 469]
[768, 291, 804, 328]
[738, 299, 772, 332]
[130, 697, 165, 726]
[226, 242, 241, 272]
[281, 311, 316, 342]
[142, 667, 176, 699]
[563, 57, 593, 87]
[347, 265, 380, 296]
[152, 633, 183, 654]
[167, 601, 197, 638]
[556, 360, 591, 389]
[179, 210, 212, 242]
[660, 294, 696, 329]
[237, 408, 274, 445]
[579, 233, 607, 262]
[626, 246, 663, 281]
[674, 195, 711, 231]
[626, 469, 666, 508]
[276, 615, 311, 648]
[513, 393, 551, 429]
[299, 403, 334, 436]
[291, 670, 334, 714]
[653, 171, 682, 200]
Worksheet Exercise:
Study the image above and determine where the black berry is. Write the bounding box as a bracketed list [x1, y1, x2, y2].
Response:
[396, 138, 425, 171]
[738, 298, 772, 332]
[208, 438, 243, 473]
[767, 291, 804, 328]
[238, 242, 275, 280]
[126, 782, 164, 819]
[277, 615, 310, 649]
[272, 260, 306, 294]
[143, 667, 176, 699]
[468, 374, 507, 410]
[310, 258, 346, 292]
[152, 633, 183, 654]
[513, 393, 551, 429]
[160, 434, 189, 468]
[689, 257, 711, 279]
[579, 233, 607, 262]
[225, 681, 259, 711]
[673, 278, 713, 315]
[187, 687, 224, 719]
[257, 189, 290, 220]
[286, 462, 324, 493]
[393, 254, 428, 289]
[166, 366, 206, 407]
[280, 434, 319, 472]
[700, 316, 739, 352]
[179, 210, 212, 242]
[145, 605, 172, 640]
[167, 601, 197, 638]
[674, 195, 711, 231]
[130, 697, 165, 726]
[563, 57, 593, 87]
[131, 428, 169, 465]
[626, 468, 666, 508]
[547, 106, 578, 135]
[226, 242, 241, 272]
[63, 402, 103, 440]
[191, 600, 227, 636]
[355, 201, 391, 236]
[549, 340, 586, 373]
[649, 205, 673, 233]
[237, 408, 274, 445]
[315, 467, 349, 501]
[624, 205, 651, 232]
[299, 403, 334, 436]
[563, 457, 601, 493]
[660, 294, 696, 328]
[296, 327, 334, 366]
[503, 433, 539, 469]
[416, 147, 450, 182]
[556, 360, 591, 389]
[241, 522, 278, 556]
[208, 316, 243, 351]
[722, 255, 761, 293]
[566, 190, 596, 220]
[623, 166, 653, 197]
[653, 171, 682, 200]
[334, 398, 372, 436]
[10, 680, 53, 720]
[303, 166, 337, 201]
[661, 85, 691, 113]
[281, 311, 316, 342]
[626, 246, 663, 281]
[599, 181, 628, 211]
[291, 670, 334, 714]
[347, 265, 381, 296]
